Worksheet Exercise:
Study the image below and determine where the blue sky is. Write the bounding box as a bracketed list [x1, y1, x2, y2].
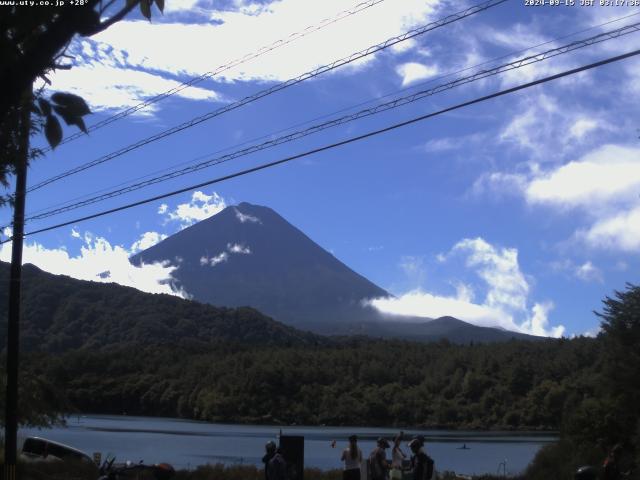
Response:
[1, 0, 640, 337]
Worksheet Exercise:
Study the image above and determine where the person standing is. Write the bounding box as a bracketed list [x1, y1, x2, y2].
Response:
[369, 438, 391, 480]
[341, 434, 363, 480]
[267, 446, 288, 480]
[408, 439, 434, 480]
[390, 432, 406, 480]
[262, 441, 277, 480]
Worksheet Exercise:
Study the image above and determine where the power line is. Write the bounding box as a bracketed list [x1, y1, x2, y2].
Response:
[5, 47, 638, 244]
[27, 0, 507, 193]
[40, 0, 390, 152]
[24, 9, 640, 220]
[22, 20, 640, 223]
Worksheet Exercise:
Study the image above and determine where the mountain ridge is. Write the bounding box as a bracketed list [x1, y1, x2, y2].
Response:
[131, 202, 541, 342]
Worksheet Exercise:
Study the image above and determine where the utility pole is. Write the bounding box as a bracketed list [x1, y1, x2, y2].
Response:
[4, 99, 30, 479]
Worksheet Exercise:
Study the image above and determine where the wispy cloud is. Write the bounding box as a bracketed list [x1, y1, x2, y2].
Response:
[130, 231, 168, 253]
[48, 0, 440, 115]
[235, 208, 261, 224]
[0, 230, 187, 297]
[199, 242, 252, 267]
[368, 237, 565, 337]
[160, 191, 227, 228]
[475, 140, 640, 254]
[396, 62, 439, 86]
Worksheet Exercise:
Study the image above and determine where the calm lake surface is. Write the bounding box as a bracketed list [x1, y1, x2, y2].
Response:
[20, 415, 557, 476]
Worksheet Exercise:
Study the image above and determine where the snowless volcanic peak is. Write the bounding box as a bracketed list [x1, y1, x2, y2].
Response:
[130, 202, 541, 342]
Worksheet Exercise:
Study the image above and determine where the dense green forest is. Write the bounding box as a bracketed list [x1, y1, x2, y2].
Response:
[16, 337, 597, 430]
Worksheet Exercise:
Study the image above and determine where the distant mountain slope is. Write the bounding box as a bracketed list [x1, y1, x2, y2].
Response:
[131, 202, 390, 327]
[130, 202, 541, 342]
[0, 262, 324, 352]
[306, 316, 541, 342]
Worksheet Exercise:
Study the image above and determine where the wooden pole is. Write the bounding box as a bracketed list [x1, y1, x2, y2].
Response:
[4, 99, 30, 475]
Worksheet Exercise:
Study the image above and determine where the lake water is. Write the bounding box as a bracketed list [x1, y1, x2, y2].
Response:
[20, 415, 556, 477]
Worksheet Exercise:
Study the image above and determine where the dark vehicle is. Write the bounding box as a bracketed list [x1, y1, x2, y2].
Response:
[20, 436, 94, 464]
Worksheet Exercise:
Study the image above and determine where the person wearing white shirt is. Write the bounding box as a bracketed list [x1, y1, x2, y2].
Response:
[341, 434, 363, 480]
[390, 432, 406, 480]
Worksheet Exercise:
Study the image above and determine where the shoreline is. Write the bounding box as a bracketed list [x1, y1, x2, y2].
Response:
[61, 412, 561, 435]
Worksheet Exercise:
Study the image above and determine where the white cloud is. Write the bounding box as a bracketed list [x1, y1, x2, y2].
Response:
[0, 234, 187, 297]
[399, 255, 425, 284]
[575, 261, 603, 283]
[525, 145, 640, 209]
[499, 93, 559, 153]
[520, 301, 563, 338]
[71, 229, 81, 238]
[396, 62, 439, 86]
[580, 325, 601, 338]
[476, 143, 640, 254]
[199, 242, 251, 267]
[130, 231, 168, 253]
[479, 22, 596, 89]
[423, 132, 484, 153]
[453, 238, 529, 312]
[368, 237, 565, 337]
[577, 205, 640, 252]
[44, 62, 220, 114]
[390, 39, 418, 54]
[369, 289, 507, 326]
[498, 94, 612, 163]
[161, 191, 226, 228]
[47, 0, 439, 116]
[235, 208, 261, 223]
[201, 252, 229, 267]
[569, 118, 599, 139]
[472, 171, 528, 198]
[482, 23, 547, 50]
[227, 243, 251, 254]
[549, 258, 603, 283]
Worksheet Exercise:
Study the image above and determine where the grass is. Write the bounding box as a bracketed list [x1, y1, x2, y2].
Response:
[3, 461, 525, 480]
[0, 462, 525, 480]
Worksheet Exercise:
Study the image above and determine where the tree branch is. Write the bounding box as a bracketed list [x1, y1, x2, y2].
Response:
[86, 0, 140, 36]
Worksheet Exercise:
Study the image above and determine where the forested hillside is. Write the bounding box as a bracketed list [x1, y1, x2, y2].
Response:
[0, 263, 324, 351]
[0, 261, 605, 432]
[19, 336, 598, 430]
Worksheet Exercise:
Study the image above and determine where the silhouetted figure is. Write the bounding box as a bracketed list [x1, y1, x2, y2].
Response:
[267, 447, 288, 480]
[369, 438, 391, 480]
[409, 438, 434, 480]
[263, 441, 277, 480]
[341, 434, 363, 480]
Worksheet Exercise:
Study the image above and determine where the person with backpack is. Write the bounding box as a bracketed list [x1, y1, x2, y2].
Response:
[408, 438, 434, 480]
[368, 438, 391, 480]
[341, 434, 363, 480]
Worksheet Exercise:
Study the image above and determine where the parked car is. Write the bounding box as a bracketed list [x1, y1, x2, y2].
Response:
[20, 436, 95, 464]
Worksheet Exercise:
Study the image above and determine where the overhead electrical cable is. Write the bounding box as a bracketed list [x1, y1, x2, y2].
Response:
[21, 21, 640, 223]
[27, 0, 507, 193]
[24, 9, 640, 220]
[41, 0, 391, 152]
[3, 47, 638, 244]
